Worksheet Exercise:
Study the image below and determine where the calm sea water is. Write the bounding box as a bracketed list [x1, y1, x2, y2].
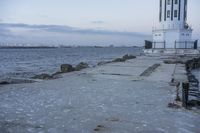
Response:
[0, 47, 142, 80]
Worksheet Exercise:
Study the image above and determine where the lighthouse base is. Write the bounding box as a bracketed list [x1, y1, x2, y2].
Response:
[153, 29, 193, 49]
[144, 49, 200, 56]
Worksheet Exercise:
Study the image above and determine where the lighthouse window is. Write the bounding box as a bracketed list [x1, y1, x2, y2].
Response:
[167, 10, 170, 18]
[174, 0, 178, 4]
[167, 0, 171, 5]
[174, 10, 178, 17]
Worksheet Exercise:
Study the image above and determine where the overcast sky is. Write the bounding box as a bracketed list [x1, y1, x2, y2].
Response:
[0, 0, 199, 45]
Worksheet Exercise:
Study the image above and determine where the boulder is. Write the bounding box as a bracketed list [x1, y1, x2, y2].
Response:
[112, 54, 136, 63]
[10, 79, 36, 84]
[1, 78, 36, 85]
[75, 62, 89, 71]
[0, 81, 10, 85]
[32, 73, 53, 80]
[164, 60, 183, 64]
[112, 58, 126, 62]
[122, 54, 136, 60]
[97, 61, 111, 66]
[60, 64, 74, 73]
[164, 60, 175, 64]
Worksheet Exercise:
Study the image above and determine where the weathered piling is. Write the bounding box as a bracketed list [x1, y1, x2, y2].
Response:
[175, 82, 181, 101]
[182, 82, 189, 108]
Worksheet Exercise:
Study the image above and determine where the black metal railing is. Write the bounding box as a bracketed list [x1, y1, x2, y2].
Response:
[175, 41, 197, 49]
[145, 40, 198, 49]
[153, 41, 166, 49]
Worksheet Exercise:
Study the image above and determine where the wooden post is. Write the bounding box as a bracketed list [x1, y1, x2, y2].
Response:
[182, 82, 189, 108]
[175, 82, 181, 101]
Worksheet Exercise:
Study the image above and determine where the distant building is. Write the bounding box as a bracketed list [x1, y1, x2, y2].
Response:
[152, 0, 195, 49]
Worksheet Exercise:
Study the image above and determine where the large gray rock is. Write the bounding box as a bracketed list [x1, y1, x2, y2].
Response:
[112, 54, 136, 63]
[112, 58, 126, 62]
[60, 64, 74, 73]
[32, 73, 53, 80]
[97, 61, 111, 66]
[0, 81, 10, 85]
[163, 60, 183, 64]
[1, 78, 36, 85]
[122, 54, 136, 60]
[75, 62, 89, 71]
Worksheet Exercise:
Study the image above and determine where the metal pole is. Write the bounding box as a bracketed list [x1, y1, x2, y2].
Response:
[185, 41, 187, 49]
[175, 41, 176, 49]
[164, 41, 166, 49]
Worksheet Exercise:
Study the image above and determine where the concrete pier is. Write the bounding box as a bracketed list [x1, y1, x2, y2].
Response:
[0, 55, 200, 133]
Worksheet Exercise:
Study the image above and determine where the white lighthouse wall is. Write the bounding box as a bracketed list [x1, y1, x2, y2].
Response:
[164, 31, 180, 48]
[178, 30, 193, 48]
[165, 29, 192, 49]
[153, 30, 165, 48]
[153, 29, 192, 49]
[153, 30, 180, 48]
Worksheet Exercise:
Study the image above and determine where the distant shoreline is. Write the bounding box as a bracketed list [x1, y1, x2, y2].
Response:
[0, 46, 141, 49]
[0, 46, 58, 49]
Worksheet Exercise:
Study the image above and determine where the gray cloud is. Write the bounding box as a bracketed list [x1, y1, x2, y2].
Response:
[0, 23, 152, 46]
[0, 23, 149, 37]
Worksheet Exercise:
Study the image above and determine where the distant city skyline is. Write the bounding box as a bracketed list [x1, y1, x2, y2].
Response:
[0, 0, 199, 46]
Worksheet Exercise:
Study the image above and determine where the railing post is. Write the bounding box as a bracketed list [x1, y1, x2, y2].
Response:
[154, 42, 156, 49]
[175, 41, 176, 49]
[164, 41, 166, 49]
[185, 41, 187, 49]
[186, 41, 188, 49]
[182, 82, 189, 108]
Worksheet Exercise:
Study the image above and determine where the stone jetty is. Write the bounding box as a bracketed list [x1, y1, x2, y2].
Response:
[0, 55, 200, 133]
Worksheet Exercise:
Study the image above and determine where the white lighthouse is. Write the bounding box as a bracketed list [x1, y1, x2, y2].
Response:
[153, 0, 193, 49]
